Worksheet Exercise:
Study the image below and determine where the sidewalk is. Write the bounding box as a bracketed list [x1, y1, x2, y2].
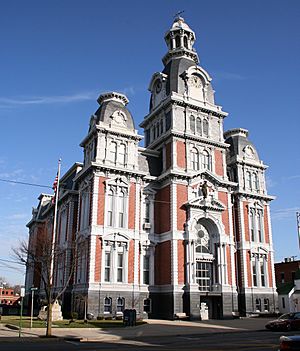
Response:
[0, 318, 271, 342]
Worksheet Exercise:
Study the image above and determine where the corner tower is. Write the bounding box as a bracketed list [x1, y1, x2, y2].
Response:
[140, 17, 239, 319]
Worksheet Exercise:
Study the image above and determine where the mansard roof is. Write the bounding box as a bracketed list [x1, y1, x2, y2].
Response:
[94, 92, 135, 131]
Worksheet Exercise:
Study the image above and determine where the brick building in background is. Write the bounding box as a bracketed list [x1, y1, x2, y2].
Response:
[25, 17, 277, 319]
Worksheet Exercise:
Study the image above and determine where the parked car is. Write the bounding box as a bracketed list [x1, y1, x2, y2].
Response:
[266, 312, 300, 331]
[279, 335, 300, 350]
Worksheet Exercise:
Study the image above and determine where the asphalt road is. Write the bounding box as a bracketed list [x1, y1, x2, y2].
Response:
[0, 330, 296, 351]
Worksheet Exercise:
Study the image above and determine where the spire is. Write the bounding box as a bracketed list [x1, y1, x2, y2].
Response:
[163, 16, 199, 66]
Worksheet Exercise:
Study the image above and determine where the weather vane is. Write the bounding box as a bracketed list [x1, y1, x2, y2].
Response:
[174, 10, 184, 19]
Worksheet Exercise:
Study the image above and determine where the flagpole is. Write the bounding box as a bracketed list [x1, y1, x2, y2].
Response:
[297, 212, 300, 250]
[50, 159, 61, 286]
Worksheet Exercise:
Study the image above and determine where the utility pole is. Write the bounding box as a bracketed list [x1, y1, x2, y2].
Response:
[19, 287, 25, 338]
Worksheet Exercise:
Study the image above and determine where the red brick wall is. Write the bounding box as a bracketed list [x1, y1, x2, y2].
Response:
[128, 240, 134, 283]
[268, 254, 273, 287]
[154, 185, 171, 234]
[226, 245, 232, 285]
[177, 141, 186, 169]
[97, 177, 106, 225]
[155, 241, 171, 285]
[232, 200, 240, 241]
[275, 261, 300, 285]
[264, 206, 270, 244]
[218, 192, 229, 235]
[243, 202, 250, 241]
[128, 183, 136, 229]
[178, 240, 185, 284]
[215, 149, 224, 177]
[165, 142, 171, 170]
[177, 184, 187, 231]
[94, 237, 102, 282]
[247, 251, 252, 288]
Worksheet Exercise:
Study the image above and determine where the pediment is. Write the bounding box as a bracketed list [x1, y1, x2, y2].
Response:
[185, 197, 226, 212]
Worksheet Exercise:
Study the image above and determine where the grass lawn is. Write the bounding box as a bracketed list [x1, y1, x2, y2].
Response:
[0, 316, 145, 328]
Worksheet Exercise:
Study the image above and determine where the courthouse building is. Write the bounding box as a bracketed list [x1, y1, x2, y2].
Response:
[26, 17, 277, 319]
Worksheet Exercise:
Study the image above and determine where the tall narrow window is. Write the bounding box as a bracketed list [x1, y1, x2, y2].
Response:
[107, 190, 114, 227]
[118, 191, 125, 228]
[184, 36, 188, 49]
[257, 210, 264, 242]
[119, 144, 126, 165]
[110, 142, 117, 163]
[246, 171, 252, 190]
[250, 209, 255, 241]
[255, 298, 261, 312]
[104, 252, 111, 282]
[160, 119, 164, 135]
[203, 119, 209, 137]
[156, 123, 159, 137]
[190, 115, 195, 134]
[196, 261, 211, 291]
[144, 202, 150, 224]
[191, 147, 199, 170]
[253, 173, 259, 191]
[117, 253, 124, 282]
[282, 297, 285, 309]
[116, 297, 125, 313]
[175, 35, 180, 48]
[260, 261, 266, 287]
[202, 150, 210, 170]
[196, 118, 202, 135]
[263, 299, 269, 311]
[104, 297, 112, 313]
[143, 255, 150, 284]
[252, 260, 257, 287]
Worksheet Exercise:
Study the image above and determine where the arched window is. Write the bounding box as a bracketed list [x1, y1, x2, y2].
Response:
[175, 35, 180, 48]
[202, 150, 210, 170]
[191, 147, 199, 171]
[196, 118, 202, 135]
[107, 190, 114, 227]
[253, 173, 259, 191]
[104, 297, 112, 313]
[143, 298, 151, 313]
[246, 171, 252, 190]
[190, 115, 195, 134]
[116, 297, 125, 313]
[264, 298, 269, 311]
[255, 298, 261, 312]
[118, 190, 126, 228]
[184, 36, 188, 49]
[119, 144, 126, 165]
[110, 142, 117, 163]
[203, 119, 209, 137]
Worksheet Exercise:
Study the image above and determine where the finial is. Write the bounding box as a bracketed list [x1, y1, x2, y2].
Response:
[173, 10, 184, 21]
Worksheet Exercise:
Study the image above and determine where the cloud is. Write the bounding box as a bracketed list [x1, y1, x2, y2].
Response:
[0, 92, 96, 108]
[271, 207, 300, 220]
[213, 72, 246, 81]
[6, 213, 29, 220]
[266, 175, 277, 188]
[284, 175, 300, 181]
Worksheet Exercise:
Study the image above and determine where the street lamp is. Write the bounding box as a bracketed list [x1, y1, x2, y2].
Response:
[30, 287, 38, 329]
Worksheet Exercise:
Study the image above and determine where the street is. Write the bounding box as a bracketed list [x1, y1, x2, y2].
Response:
[0, 330, 296, 351]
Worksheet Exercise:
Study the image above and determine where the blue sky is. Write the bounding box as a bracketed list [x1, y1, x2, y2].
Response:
[0, 0, 299, 284]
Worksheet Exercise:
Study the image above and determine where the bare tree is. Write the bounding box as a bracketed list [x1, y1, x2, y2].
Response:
[13, 235, 77, 337]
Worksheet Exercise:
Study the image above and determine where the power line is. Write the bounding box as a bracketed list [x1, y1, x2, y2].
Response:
[0, 178, 51, 189]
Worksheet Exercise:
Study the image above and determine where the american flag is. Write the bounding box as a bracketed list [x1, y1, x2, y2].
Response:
[52, 172, 58, 204]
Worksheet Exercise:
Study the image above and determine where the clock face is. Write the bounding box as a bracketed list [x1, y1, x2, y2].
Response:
[190, 75, 202, 88]
[155, 80, 162, 93]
